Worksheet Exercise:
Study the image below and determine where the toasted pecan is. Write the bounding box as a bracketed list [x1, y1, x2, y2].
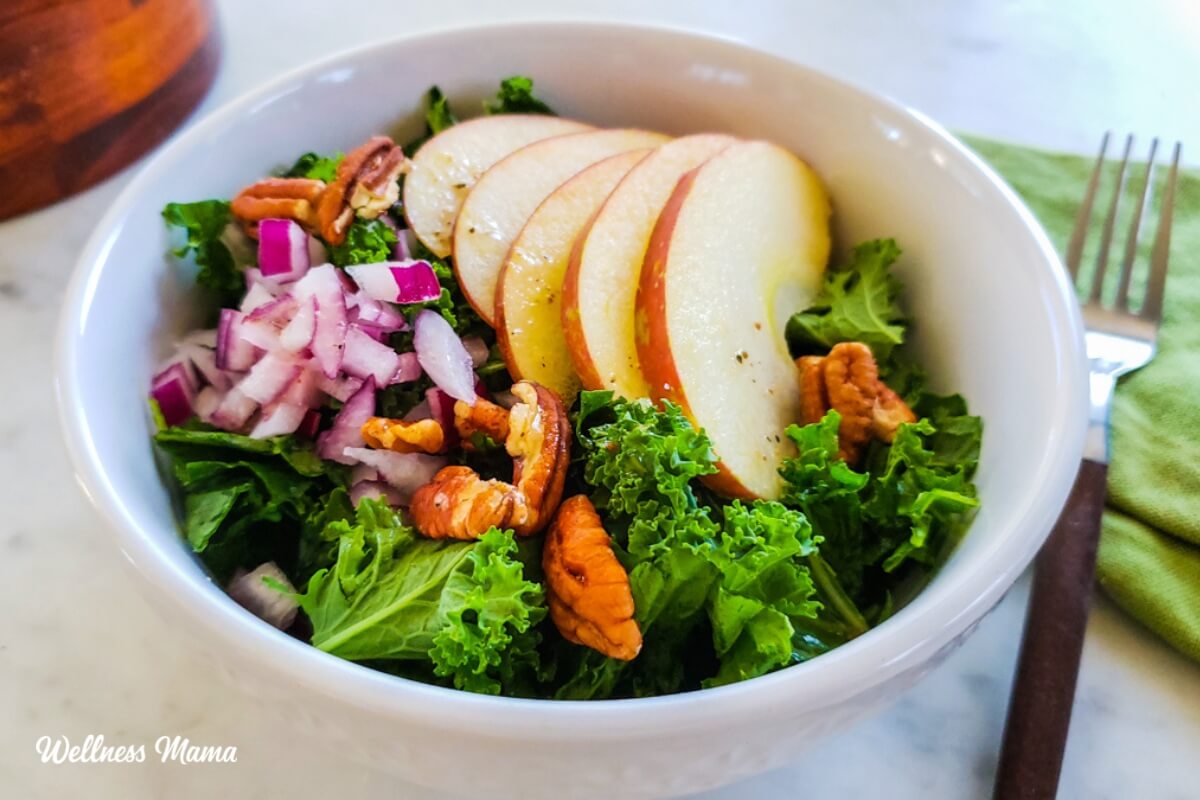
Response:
[544, 495, 642, 661]
[316, 136, 408, 245]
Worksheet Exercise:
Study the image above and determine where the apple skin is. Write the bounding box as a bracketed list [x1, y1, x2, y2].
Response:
[451, 128, 671, 327]
[402, 115, 593, 258]
[636, 141, 831, 500]
[635, 166, 761, 499]
[494, 149, 652, 405]
[563, 134, 737, 399]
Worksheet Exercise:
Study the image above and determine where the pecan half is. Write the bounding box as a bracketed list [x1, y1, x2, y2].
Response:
[796, 341, 915, 463]
[230, 177, 326, 238]
[409, 381, 571, 539]
[408, 466, 532, 540]
[316, 135, 408, 245]
[544, 495, 642, 661]
[454, 396, 511, 448]
[361, 417, 445, 455]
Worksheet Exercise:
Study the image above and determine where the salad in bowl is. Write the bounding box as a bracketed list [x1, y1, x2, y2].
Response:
[149, 76, 982, 699]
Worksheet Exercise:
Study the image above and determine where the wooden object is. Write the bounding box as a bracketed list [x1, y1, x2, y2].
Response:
[0, 0, 219, 220]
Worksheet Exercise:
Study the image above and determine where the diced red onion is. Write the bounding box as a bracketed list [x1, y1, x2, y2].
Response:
[237, 352, 302, 405]
[194, 386, 222, 419]
[349, 480, 405, 507]
[180, 344, 231, 391]
[397, 228, 417, 261]
[462, 336, 489, 368]
[307, 236, 328, 267]
[425, 387, 459, 452]
[240, 280, 277, 313]
[316, 373, 364, 403]
[349, 293, 407, 331]
[413, 310, 476, 404]
[393, 351, 422, 384]
[240, 294, 299, 351]
[340, 326, 403, 386]
[294, 265, 347, 379]
[257, 219, 313, 283]
[227, 562, 298, 630]
[279, 295, 317, 353]
[280, 367, 320, 408]
[316, 376, 375, 465]
[250, 402, 308, 439]
[150, 363, 196, 426]
[346, 261, 441, 304]
[209, 387, 257, 431]
[341, 447, 447, 503]
[351, 464, 380, 484]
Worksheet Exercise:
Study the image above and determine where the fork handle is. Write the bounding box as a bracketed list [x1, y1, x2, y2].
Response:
[993, 459, 1108, 799]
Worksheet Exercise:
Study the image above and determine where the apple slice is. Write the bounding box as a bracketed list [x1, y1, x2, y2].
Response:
[496, 149, 653, 405]
[403, 115, 593, 257]
[453, 128, 671, 326]
[563, 134, 738, 398]
[637, 140, 832, 500]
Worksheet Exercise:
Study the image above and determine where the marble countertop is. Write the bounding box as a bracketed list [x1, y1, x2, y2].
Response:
[3, 1, 1198, 797]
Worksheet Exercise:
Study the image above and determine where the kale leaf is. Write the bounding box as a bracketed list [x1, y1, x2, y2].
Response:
[485, 76, 555, 115]
[162, 200, 241, 308]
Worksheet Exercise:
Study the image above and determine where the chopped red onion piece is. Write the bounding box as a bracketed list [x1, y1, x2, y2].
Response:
[350, 464, 380, 484]
[217, 310, 261, 371]
[294, 265, 347, 378]
[237, 352, 302, 405]
[349, 292, 407, 331]
[345, 261, 440, 304]
[280, 367, 320, 408]
[316, 376, 375, 465]
[349, 480, 405, 507]
[227, 562, 298, 630]
[209, 387, 257, 431]
[180, 344, 231, 391]
[298, 409, 321, 439]
[194, 386, 222, 419]
[240, 294, 299, 351]
[250, 402, 308, 439]
[341, 447, 447, 503]
[462, 336, 489, 368]
[413, 310, 476, 404]
[393, 351, 422, 384]
[340, 326, 403, 386]
[315, 374, 364, 403]
[397, 228, 417, 261]
[257, 218, 312, 283]
[279, 296, 317, 353]
[150, 363, 196, 426]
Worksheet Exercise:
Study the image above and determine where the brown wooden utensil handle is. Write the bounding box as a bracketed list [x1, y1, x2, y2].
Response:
[993, 458, 1108, 800]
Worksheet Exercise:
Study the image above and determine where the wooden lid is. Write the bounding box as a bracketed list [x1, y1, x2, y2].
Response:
[0, 0, 219, 220]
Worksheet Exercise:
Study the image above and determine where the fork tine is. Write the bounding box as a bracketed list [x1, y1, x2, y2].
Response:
[1088, 134, 1134, 302]
[1115, 138, 1159, 310]
[1140, 142, 1182, 322]
[1066, 132, 1110, 280]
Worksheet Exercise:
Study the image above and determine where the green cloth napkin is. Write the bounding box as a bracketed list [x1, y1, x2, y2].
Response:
[964, 137, 1200, 662]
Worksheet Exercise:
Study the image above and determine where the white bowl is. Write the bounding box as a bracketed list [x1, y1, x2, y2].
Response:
[56, 22, 1087, 799]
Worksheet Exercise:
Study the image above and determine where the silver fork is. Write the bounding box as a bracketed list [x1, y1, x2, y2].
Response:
[994, 134, 1181, 800]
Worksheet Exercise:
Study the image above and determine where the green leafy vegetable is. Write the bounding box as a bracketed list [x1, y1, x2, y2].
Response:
[153, 422, 347, 581]
[162, 200, 240, 308]
[297, 500, 545, 695]
[328, 218, 397, 267]
[485, 76, 555, 115]
[282, 151, 344, 182]
[785, 238, 907, 363]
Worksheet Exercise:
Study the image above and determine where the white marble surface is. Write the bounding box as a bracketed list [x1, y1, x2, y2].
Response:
[3, 1, 1199, 797]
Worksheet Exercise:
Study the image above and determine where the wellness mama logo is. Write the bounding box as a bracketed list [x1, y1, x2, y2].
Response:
[36, 735, 237, 765]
